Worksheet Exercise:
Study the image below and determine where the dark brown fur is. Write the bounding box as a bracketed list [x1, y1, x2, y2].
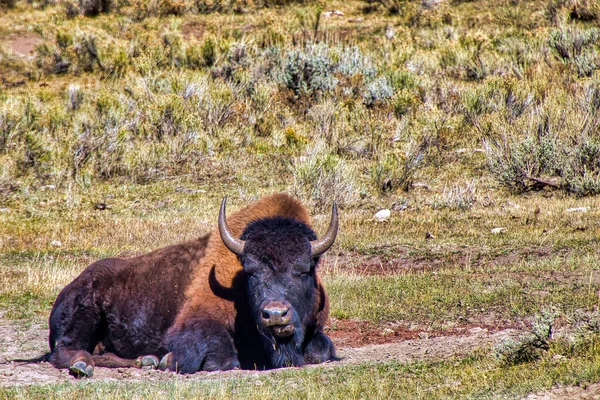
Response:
[46, 193, 335, 376]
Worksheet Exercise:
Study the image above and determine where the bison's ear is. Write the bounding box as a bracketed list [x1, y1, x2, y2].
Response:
[310, 202, 338, 257]
[219, 197, 245, 256]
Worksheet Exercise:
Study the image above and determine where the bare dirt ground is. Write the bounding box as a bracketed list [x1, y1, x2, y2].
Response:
[3, 32, 41, 57]
[0, 315, 521, 387]
[524, 384, 600, 400]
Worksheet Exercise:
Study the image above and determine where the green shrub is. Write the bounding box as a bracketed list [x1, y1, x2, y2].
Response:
[291, 150, 361, 212]
[494, 308, 556, 366]
[485, 111, 600, 196]
[282, 43, 338, 97]
[547, 27, 600, 77]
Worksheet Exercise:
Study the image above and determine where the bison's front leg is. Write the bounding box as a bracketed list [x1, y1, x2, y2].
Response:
[160, 318, 240, 374]
[303, 331, 337, 364]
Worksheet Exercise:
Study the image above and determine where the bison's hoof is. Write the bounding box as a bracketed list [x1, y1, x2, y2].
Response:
[158, 352, 173, 371]
[135, 355, 159, 369]
[69, 361, 93, 378]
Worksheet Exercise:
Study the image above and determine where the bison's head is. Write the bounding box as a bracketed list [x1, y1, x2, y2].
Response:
[218, 198, 337, 368]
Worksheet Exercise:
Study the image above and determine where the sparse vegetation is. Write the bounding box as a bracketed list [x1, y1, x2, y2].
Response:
[3, 0, 600, 397]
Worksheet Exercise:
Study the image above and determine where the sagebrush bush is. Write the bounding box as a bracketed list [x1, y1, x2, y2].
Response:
[291, 149, 361, 212]
[485, 108, 600, 196]
[282, 43, 338, 97]
[363, 77, 394, 107]
[494, 308, 556, 366]
[547, 27, 600, 77]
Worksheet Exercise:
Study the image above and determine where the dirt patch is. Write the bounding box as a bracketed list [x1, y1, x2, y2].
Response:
[524, 383, 600, 400]
[0, 317, 521, 387]
[337, 327, 519, 365]
[327, 318, 522, 348]
[3, 32, 42, 56]
[181, 21, 207, 40]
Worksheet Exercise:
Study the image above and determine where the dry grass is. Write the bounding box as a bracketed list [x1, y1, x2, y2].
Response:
[3, 0, 600, 396]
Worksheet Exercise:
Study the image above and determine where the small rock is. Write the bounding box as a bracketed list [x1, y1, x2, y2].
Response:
[374, 209, 391, 222]
[491, 227, 507, 235]
[175, 187, 207, 194]
[94, 202, 107, 210]
[0, 208, 9, 213]
[323, 10, 344, 17]
[381, 328, 395, 337]
[425, 231, 435, 239]
[40, 184, 56, 191]
[50, 240, 62, 247]
[385, 25, 395, 40]
[418, 332, 429, 339]
[505, 201, 520, 209]
[348, 17, 364, 23]
[566, 207, 589, 213]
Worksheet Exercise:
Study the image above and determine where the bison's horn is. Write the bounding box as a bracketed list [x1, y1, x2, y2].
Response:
[311, 202, 338, 257]
[219, 197, 245, 256]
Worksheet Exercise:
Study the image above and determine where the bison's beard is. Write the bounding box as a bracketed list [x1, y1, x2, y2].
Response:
[259, 325, 305, 368]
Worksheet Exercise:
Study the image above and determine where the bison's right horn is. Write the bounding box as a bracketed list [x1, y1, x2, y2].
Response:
[219, 197, 245, 256]
[310, 202, 338, 257]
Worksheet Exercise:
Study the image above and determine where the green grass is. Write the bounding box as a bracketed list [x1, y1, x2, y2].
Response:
[4, 0, 600, 396]
[4, 339, 600, 399]
[326, 254, 600, 326]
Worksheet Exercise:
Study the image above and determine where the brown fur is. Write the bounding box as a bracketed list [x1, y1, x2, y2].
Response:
[174, 192, 326, 328]
[46, 192, 334, 375]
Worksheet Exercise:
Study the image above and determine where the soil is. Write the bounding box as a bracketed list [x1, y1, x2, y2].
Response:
[0, 316, 521, 387]
[3, 32, 42, 57]
[525, 384, 600, 400]
[181, 21, 207, 40]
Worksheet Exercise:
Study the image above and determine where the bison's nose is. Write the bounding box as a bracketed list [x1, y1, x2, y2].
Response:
[261, 302, 292, 326]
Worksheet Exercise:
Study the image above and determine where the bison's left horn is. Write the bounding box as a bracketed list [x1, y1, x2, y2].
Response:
[219, 197, 245, 256]
[311, 202, 339, 257]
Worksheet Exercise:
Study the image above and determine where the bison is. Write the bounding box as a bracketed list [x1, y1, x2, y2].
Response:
[45, 193, 338, 377]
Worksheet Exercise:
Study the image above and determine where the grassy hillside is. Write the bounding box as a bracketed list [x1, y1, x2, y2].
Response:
[3, 0, 600, 397]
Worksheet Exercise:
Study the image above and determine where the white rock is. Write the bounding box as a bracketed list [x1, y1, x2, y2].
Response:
[381, 328, 395, 337]
[566, 207, 589, 213]
[491, 227, 507, 235]
[374, 209, 391, 222]
[323, 10, 344, 17]
[50, 240, 62, 247]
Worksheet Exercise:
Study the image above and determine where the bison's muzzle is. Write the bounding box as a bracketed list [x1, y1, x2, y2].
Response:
[261, 301, 295, 337]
